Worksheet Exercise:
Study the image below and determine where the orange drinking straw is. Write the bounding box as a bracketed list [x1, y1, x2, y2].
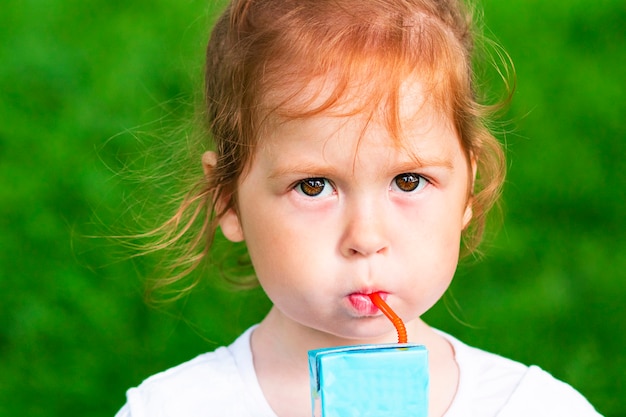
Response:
[368, 293, 408, 344]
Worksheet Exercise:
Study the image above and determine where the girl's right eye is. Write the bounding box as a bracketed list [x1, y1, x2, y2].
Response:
[294, 178, 334, 197]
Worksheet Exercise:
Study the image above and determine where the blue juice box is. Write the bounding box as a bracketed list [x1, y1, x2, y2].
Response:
[308, 343, 429, 417]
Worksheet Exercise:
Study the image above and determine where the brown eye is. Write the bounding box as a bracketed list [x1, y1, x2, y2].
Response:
[296, 178, 333, 197]
[392, 173, 426, 193]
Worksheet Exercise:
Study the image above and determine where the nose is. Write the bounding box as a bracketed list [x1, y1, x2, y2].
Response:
[340, 198, 390, 258]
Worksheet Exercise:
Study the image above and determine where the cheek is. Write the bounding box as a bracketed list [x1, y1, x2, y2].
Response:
[241, 209, 315, 278]
[244, 219, 335, 294]
[403, 207, 463, 278]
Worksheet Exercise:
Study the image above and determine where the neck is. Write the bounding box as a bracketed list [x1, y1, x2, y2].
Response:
[252, 306, 437, 362]
[250, 307, 458, 417]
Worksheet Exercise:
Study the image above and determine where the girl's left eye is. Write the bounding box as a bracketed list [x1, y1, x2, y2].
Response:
[294, 178, 334, 197]
[391, 173, 428, 193]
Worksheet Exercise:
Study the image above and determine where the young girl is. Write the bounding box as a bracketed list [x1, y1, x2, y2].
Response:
[116, 0, 601, 415]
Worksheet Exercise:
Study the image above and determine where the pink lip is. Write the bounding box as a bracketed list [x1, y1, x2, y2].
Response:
[348, 292, 387, 316]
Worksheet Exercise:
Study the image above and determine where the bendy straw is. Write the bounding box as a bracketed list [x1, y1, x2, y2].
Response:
[368, 293, 408, 343]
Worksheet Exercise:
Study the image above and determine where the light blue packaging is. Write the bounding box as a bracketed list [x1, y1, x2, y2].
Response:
[308, 343, 428, 417]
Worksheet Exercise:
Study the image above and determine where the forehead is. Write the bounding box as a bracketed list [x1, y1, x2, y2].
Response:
[257, 79, 466, 181]
[261, 73, 457, 151]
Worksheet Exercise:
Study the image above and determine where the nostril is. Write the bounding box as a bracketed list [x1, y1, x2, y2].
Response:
[344, 243, 388, 257]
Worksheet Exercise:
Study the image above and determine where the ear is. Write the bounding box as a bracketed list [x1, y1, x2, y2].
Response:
[462, 200, 473, 230]
[202, 151, 217, 177]
[462, 155, 478, 229]
[219, 207, 245, 243]
[202, 151, 245, 242]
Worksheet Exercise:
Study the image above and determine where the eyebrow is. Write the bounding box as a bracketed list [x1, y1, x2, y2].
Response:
[267, 156, 454, 180]
[267, 162, 340, 179]
[392, 157, 455, 171]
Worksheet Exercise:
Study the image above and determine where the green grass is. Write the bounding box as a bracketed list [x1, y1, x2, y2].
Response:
[1, 0, 624, 415]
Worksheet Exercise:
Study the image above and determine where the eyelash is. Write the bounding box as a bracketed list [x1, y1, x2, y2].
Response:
[293, 173, 430, 198]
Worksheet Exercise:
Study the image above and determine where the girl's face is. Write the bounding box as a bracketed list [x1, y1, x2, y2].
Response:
[216, 79, 473, 345]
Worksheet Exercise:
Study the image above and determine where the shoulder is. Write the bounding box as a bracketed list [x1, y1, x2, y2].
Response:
[120, 347, 243, 417]
[115, 327, 273, 417]
[496, 366, 602, 417]
[439, 331, 601, 417]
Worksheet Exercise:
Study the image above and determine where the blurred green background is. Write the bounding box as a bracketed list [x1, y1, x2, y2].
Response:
[1, 0, 624, 415]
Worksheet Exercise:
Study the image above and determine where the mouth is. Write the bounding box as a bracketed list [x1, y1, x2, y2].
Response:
[347, 292, 387, 316]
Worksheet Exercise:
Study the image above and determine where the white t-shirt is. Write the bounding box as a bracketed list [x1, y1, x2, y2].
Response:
[115, 326, 601, 417]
